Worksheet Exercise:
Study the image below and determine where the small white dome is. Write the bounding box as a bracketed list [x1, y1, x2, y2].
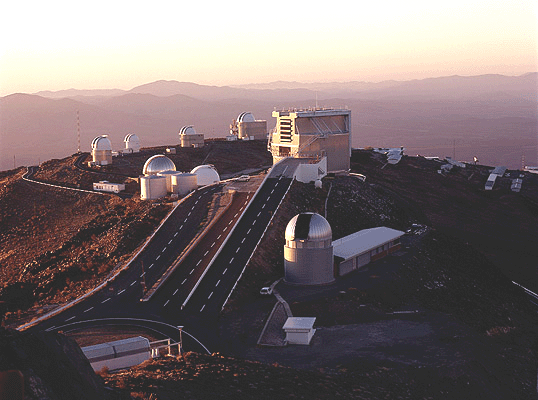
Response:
[190, 165, 220, 186]
[179, 125, 197, 135]
[124, 133, 140, 143]
[91, 135, 112, 151]
[143, 155, 176, 176]
[237, 112, 256, 123]
[285, 213, 332, 242]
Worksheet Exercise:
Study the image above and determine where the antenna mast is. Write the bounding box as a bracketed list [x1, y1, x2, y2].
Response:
[76, 110, 81, 153]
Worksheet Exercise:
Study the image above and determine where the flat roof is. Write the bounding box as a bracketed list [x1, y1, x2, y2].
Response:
[333, 227, 405, 261]
[283, 317, 316, 331]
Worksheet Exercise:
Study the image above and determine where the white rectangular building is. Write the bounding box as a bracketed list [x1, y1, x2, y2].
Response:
[283, 317, 316, 345]
[93, 180, 125, 193]
[333, 227, 404, 276]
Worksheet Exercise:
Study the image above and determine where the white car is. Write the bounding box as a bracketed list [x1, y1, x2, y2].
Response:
[260, 287, 273, 295]
[236, 175, 250, 182]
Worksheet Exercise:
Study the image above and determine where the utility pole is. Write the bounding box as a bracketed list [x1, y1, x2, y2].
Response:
[177, 326, 184, 356]
[76, 110, 81, 153]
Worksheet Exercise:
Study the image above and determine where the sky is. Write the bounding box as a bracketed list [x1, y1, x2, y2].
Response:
[0, 0, 536, 96]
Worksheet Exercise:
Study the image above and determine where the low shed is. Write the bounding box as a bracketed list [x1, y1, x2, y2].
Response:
[333, 227, 404, 276]
[283, 317, 316, 345]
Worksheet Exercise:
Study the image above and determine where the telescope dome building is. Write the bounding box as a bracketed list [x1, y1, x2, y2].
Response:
[91, 135, 113, 165]
[142, 155, 176, 176]
[284, 212, 335, 285]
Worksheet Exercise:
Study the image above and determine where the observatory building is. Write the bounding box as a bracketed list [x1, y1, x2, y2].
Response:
[268, 108, 351, 173]
[124, 133, 141, 153]
[230, 112, 268, 140]
[179, 125, 204, 148]
[142, 155, 176, 176]
[140, 155, 176, 200]
[90, 135, 113, 166]
[190, 165, 220, 186]
[284, 212, 335, 285]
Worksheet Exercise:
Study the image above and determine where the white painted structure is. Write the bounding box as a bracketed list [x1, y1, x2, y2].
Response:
[124, 133, 141, 153]
[82, 336, 151, 372]
[190, 165, 220, 186]
[93, 180, 125, 193]
[293, 157, 327, 183]
[230, 112, 268, 140]
[91, 135, 113, 165]
[485, 173, 498, 190]
[179, 125, 204, 148]
[283, 317, 316, 345]
[140, 175, 167, 200]
[158, 170, 182, 193]
[333, 227, 404, 276]
[171, 173, 198, 195]
[143, 155, 176, 176]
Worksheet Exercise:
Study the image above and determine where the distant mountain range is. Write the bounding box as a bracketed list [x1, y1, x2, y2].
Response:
[1, 73, 536, 171]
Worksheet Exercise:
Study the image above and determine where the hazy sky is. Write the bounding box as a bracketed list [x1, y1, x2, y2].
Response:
[1, 0, 536, 96]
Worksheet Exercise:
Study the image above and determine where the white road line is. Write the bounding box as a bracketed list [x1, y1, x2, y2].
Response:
[262, 203, 266, 209]
[252, 219, 257, 225]
[228, 220, 233, 225]
[257, 211, 261, 217]
[140, 272, 145, 277]
[191, 206, 195, 210]
[84, 307, 93, 313]
[195, 200, 199, 204]
[208, 291, 213, 299]
[217, 234, 221, 240]
[118, 289, 125, 295]
[271, 189, 274, 194]
[188, 211, 191, 216]
[241, 237, 245, 243]
[184, 218, 188, 223]
[200, 304, 206, 312]
[164, 300, 170, 307]
[182, 278, 187, 285]
[240, 207, 244, 211]
[196, 259, 202, 266]
[130, 281, 137, 286]
[66, 316, 76, 322]
[224, 226, 228, 231]
[216, 280, 220, 286]
[234, 213, 238, 218]
[162, 246, 167, 253]
[149, 263, 154, 269]
[236, 247, 241, 253]
[229, 257, 234, 264]
[211, 242, 215, 247]
[174, 232, 179, 237]
[204, 250, 209, 256]
[190, 269, 194, 275]
[179, 225, 183, 230]
[156, 255, 161, 260]
[168, 239, 173, 244]
[247, 228, 251, 234]
[101, 298, 111, 304]
[173, 289, 179, 296]
[223, 268, 228, 274]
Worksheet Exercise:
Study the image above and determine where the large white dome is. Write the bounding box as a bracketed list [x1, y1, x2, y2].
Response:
[237, 112, 256, 123]
[91, 135, 112, 151]
[143, 155, 176, 176]
[190, 165, 220, 186]
[179, 125, 197, 135]
[285, 212, 332, 242]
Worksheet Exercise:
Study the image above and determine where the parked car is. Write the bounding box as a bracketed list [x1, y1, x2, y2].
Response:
[260, 287, 273, 295]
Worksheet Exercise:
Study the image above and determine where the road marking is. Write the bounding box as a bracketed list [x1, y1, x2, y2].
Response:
[271, 189, 274, 194]
[257, 211, 261, 217]
[204, 250, 209, 256]
[66, 316, 76, 322]
[234, 213, 238, 218]
[216, 280, 220, 286]
[223, 226, 228, 232]
[208, 291, 213, 299]
[236, 247, 241, 253]
[229, 257, 234, 264]
[195, 200, 199, 204]
[247, 228, 251, 234]
[182, 278, 187, 285]
[188, 211, 192, 216]
[228, 220, 233, 225]
[174, 232, 179, 237]
[223, 268, 228, 274]
[168, 239, 173, 244]
[149, 263, 154, 269]
[140, 272, 146, 277]
[118, 289, 126, 295]
[179, 225, 183, 230]
[101, 298, 111, 304]
[173, 289, 179, 296]
[184, 218, 188, 223]
[191, 206, 195, 210]
[164, 300, 170, 307]
[240, 207, 244, 211]
[252, 219, 256, 225]
[156, 254, 161, 260]
[262, 203, 266, 209]
[130, 281, 137, 286]
[162, 246, 167, 253]
[217, 234, 222, 240]
[241, 237, 246, 243]
[211, 242, 215, 247]
[83, 307, 93, 313]
[190, 269, 194, 275]
[196, 259, 202, 266]
[200, 304, 206, 312]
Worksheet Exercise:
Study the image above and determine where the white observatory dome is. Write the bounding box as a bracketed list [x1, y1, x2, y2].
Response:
[179, 125, 197, 135]
[237, 112, 256, 123]
[143, 155, 176, 176]
[124, 133, 141, 152]
[285, 212, 332, 242]
[190, 164, 220, 186]
[91, 135, 112, 151]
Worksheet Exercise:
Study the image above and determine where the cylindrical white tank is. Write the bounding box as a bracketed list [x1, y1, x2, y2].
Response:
[190, 165, 220, 186]
[140, 175, 167, 200]
[284, 212, 335, 285]
[157, 170, 182, 193]
[171, 173, 198, 195]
